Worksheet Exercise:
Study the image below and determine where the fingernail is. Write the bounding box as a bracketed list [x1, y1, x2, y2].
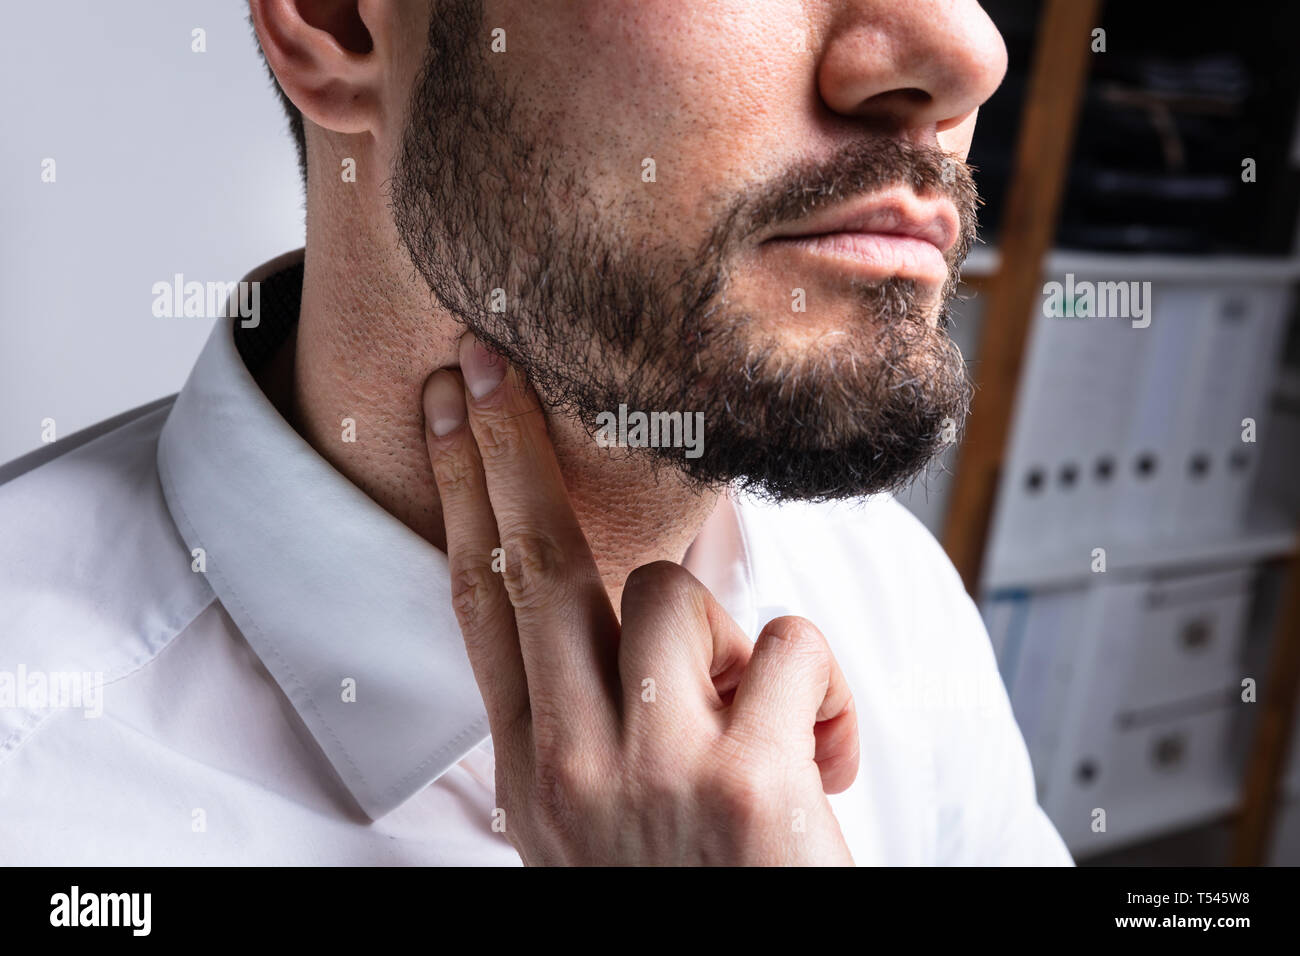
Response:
[459, 333, 506, 400]
[423, 369, 466, 437]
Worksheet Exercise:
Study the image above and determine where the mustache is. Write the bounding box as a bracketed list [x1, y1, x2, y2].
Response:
[706, 137, 980, 270]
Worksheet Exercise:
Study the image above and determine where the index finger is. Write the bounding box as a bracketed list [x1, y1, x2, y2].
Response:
[423, 367, 531, 750]
[457, 334, 622, 744]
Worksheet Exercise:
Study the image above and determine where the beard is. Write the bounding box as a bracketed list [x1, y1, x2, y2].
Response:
[391, 0, 978, 501]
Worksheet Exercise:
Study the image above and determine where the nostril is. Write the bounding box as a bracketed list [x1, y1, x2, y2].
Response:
[863, 87, 933, 111]
[892, 87, 933, 104]
[848, 87, 939, 129]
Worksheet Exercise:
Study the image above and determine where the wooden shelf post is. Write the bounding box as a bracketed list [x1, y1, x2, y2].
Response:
[941, 0, 1102, 592]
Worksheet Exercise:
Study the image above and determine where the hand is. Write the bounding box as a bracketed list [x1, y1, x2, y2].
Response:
[420, 333, 860, 865]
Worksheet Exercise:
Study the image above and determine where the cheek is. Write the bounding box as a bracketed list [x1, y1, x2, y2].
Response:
[524, 2, 810, 229]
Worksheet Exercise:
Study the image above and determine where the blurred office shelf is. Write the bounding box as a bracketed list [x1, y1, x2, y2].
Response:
[963, 248, 1300, 282]
[957, 244, 1000, 278]
[1053, 722, 1246, 855]
[909, 202, 1300, 864]
[902, 0, 1300, 863]
[973, 2, 1300, 257]
[984, 273, 1294, 581]
[981, 526, 1296, 592]
[908, 258, 1300, 558]
[902, 259, 1300, 857]
[1061, 760, 1243, 854]
[984, 566, 1267, 856]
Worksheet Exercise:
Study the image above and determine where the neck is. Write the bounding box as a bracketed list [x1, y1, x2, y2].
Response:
[279, 180, 720, 607]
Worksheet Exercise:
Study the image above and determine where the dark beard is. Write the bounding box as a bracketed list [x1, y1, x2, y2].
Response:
[390, 0, 978, 501]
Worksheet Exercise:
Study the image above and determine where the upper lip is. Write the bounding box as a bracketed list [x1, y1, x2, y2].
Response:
[761, 188, 960, 253]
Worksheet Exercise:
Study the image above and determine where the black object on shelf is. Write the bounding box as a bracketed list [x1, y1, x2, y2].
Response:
[970, 0, 1300, 256]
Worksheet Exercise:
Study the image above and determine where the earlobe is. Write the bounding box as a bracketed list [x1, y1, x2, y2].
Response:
[250, 0, 384, 136]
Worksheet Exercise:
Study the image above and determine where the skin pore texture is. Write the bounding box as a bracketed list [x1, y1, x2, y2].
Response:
[264, 0, 1008, 606]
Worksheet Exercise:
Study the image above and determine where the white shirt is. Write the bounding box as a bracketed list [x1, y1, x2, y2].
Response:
[0, 251, 1071, 866]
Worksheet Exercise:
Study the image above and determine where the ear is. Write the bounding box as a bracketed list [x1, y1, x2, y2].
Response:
[249, 0, 387, 136]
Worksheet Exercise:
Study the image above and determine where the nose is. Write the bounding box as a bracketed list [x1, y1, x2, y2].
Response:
[817, 0, 1008, 138]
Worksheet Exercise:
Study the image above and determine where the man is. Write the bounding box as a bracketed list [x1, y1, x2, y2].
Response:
[0, 0, 1070, 864]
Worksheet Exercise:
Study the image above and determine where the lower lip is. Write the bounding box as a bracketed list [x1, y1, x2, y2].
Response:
[763, 232, 948, 285]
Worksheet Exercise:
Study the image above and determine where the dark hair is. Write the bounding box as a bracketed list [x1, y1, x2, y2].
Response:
[250, 16, 308, 184]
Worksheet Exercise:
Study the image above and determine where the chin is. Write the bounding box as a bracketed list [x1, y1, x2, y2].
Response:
[726, 265, 945, 337]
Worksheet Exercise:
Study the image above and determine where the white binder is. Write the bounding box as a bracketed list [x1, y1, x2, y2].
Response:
[1115, 287, 1215, 548]
[1171, 284, 1291, 539]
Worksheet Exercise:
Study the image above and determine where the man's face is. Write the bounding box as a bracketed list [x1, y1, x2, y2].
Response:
[392, 0, 1007, 500]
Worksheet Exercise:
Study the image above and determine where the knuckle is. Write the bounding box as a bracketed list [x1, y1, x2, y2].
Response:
[448, 558, 501, 632]
[474, 411, 528, 464]
[499, 527, 572, 609]
[759, 615, 824, 653]
[532, 752, 591, 823]
[699, 764, 773, 829]
[429, 446, 477, 496]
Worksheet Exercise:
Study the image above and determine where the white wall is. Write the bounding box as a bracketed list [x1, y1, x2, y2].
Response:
[0, 0, 306, 464]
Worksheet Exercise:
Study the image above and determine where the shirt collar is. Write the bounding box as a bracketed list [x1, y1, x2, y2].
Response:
[156, 250, 756, 820]
[157, 250, 490, 819]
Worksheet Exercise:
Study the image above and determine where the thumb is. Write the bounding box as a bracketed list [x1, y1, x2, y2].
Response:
[729, 615, 860, 795]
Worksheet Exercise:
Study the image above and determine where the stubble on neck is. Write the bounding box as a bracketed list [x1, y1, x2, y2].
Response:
[278, 175, 721, 610]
